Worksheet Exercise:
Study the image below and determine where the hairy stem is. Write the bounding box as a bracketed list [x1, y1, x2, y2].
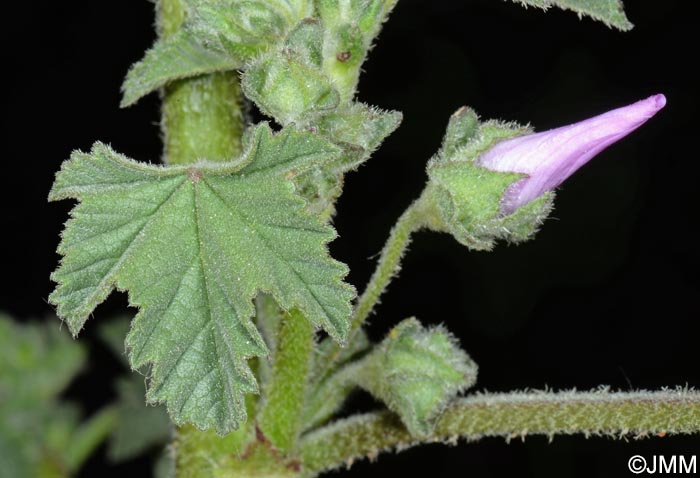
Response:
[300, 389, 700, 475]
[64, 405, 118, 472]
[159, 0, 245, 165]
[157, 0, 254, 472]
[313, 192, 430, 383]
[258, 309, 315, 453]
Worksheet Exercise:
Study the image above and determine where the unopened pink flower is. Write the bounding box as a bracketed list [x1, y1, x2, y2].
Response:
[477, 94, 666, 214]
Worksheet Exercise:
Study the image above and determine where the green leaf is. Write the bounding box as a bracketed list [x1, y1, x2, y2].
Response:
[122, 0, 314, 106]
[0, 315, 86, 406]
[510, 0, 633, 31]
[108, 377, 172, 462]
[49, 124, 355, 434]
[314, 103, 402, 170]
[353, 318, 477, 436]
[297, 103, 402, 218]
[121, 30, 240, 108]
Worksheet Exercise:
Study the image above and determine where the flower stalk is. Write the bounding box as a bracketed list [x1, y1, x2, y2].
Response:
[300, 389, 700, 476]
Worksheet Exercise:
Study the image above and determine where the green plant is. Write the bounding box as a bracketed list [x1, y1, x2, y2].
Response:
[21, 0, 700, 476]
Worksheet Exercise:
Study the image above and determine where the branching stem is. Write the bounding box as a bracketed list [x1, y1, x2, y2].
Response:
[300, 389, 700, 476]
[314, 190, 435, 382]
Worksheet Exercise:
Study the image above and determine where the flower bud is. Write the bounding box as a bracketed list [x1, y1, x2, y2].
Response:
[424, 95, 666, 250]
[478, 94, 666, 214]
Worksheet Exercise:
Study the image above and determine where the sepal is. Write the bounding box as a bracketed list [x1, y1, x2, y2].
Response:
[424, 107, 552, 250]
[353, 318, 477, 436]
[317, 0, 398, 99]
[242, 20, 340, 125]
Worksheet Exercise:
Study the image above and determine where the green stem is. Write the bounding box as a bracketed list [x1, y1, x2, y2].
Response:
[350, 201, 424, 332]
[313, 193, 429, 382]
[157, 0, 253, 473]
[258, 309, 315, 453]
[159, 0, 245, 165]
[300, 389, 700, 476]
[64, 405, 118, 472]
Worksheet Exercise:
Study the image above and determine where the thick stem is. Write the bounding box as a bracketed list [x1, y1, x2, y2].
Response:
[299, 389, 700, 476]
[159, 0, 245, 165]
[64, 405, 118, 473]
[258, 309, 315, 453]
[157, 0, 253, 473]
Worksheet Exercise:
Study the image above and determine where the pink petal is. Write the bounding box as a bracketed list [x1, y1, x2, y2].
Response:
[477, 94, 666, 214]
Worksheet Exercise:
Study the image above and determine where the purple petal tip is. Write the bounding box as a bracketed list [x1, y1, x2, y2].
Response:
[651, 94, 667, 109]
[478, 94, 667, 214]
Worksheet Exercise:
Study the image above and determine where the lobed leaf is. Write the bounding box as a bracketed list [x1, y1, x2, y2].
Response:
[297, 103, 402, 218]
[49, 125, 355, 433]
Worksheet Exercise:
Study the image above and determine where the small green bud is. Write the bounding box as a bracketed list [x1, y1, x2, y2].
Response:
[242, 52, 339, 125]
[188, 0, 289, 57]
[354, 318, 477, 436]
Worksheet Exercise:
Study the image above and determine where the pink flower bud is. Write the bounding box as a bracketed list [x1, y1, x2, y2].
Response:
[476, 94, 666, 214]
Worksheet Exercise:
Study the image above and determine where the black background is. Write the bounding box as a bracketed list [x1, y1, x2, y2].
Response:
[2, 1, 699, 477]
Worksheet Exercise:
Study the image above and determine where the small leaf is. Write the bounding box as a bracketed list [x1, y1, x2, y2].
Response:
[49, 125, 355, 433]
[122, 0, 314, 106]
[0, 315, 86, 405]
[314, 103, 402, 168]
[296, 103, 402, 218]
[121, 30, 240, 108]
[353, 318, 477, 436]
[0, 316, 86, 478]
[510, 0, 633, 31]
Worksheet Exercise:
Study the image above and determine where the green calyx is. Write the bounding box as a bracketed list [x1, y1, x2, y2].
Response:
[424, 107, 554, 251]
[242, 17, 401, 218]
[353, 318, 477, 437]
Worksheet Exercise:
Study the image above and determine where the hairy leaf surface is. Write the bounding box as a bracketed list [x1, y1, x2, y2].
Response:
[49, 125, 355, 433]
[122, 0, 313, 106]
[510, 0, 632, 30]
